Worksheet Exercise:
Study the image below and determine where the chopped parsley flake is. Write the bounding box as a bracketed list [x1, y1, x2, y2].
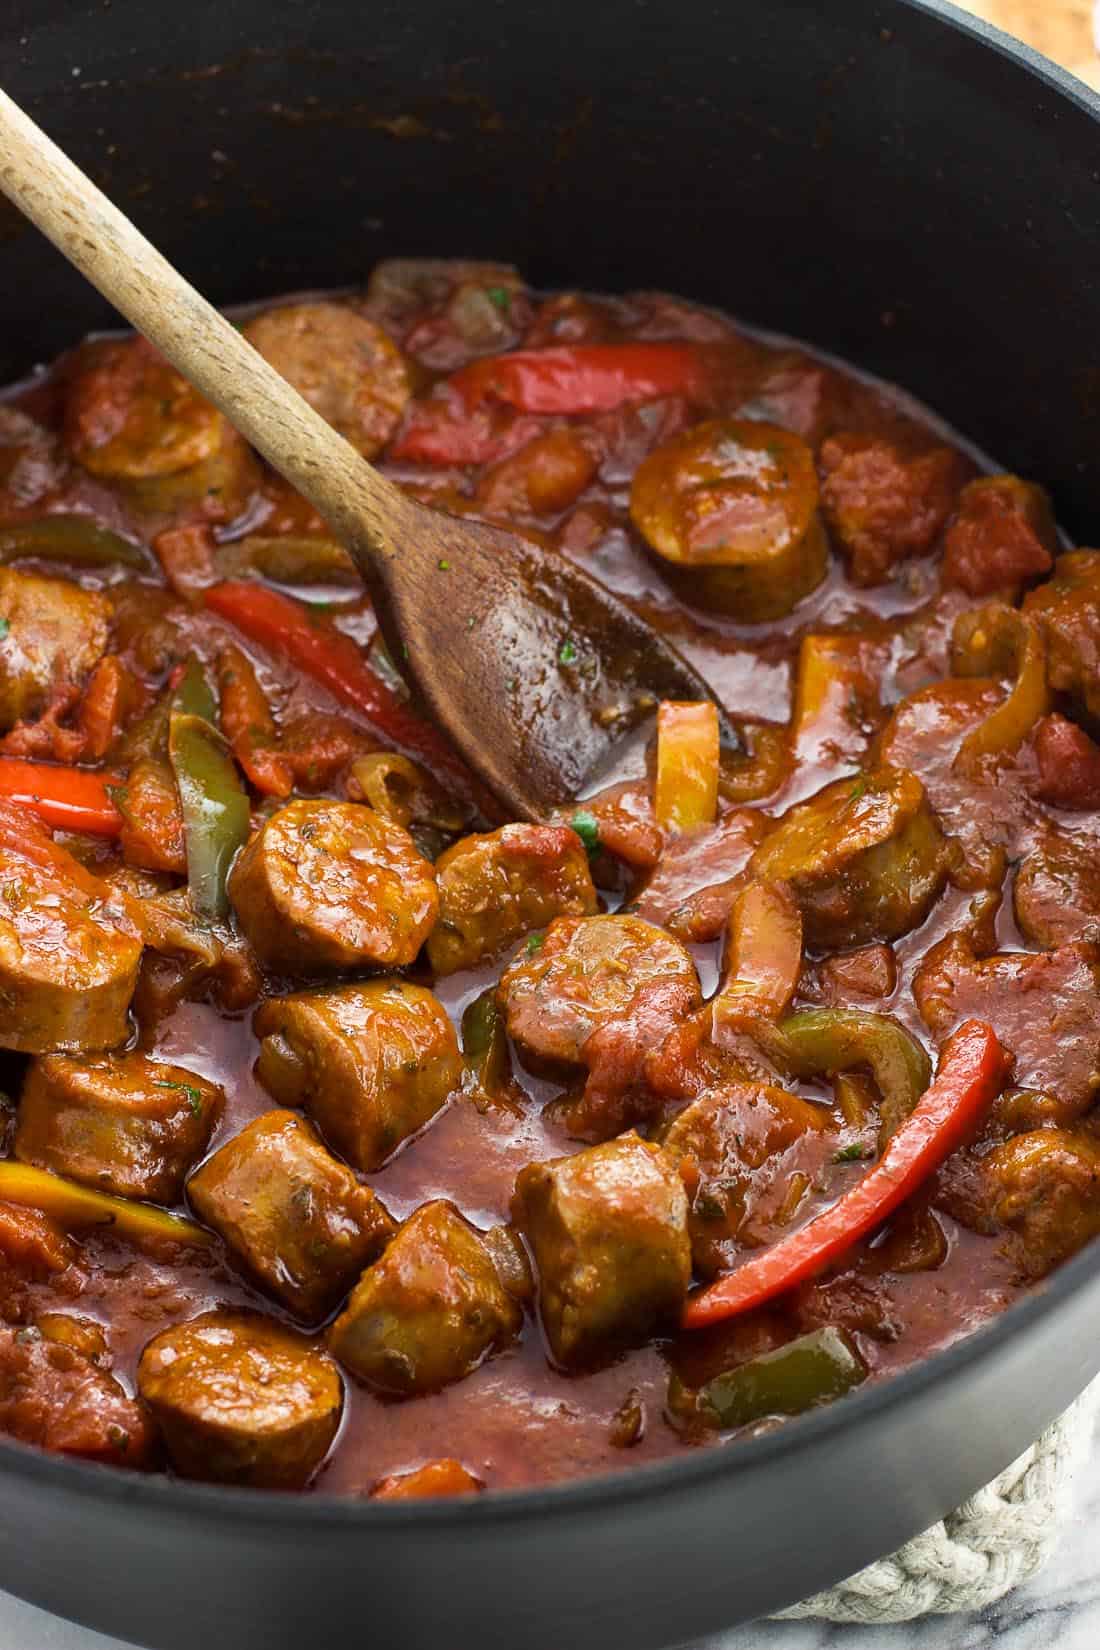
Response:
[570, 810, 600, 854]
[558, 639, 578, 666]
[154, 1079, 204, 1117]
[438, 558, 451, 571]
[524, 931, 545, 957]
[0, 618, 10, 640]
[485, 286, 511, 312]
[833, 1142, 873, 1163]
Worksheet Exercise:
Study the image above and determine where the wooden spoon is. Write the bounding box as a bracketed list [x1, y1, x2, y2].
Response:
[0, 88, 726, 819]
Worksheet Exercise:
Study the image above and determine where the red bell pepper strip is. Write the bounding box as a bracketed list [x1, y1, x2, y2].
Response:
[216, 643, 293, 799]
[682, 1019, 1010, 1329]
[389, 397, 542, 467]
[204, 581, 479, 802]
[450, 343, 708, 415]
[0, 756, 122, 836]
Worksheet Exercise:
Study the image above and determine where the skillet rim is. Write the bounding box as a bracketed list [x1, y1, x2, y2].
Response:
[0, 0, 1097, 1537]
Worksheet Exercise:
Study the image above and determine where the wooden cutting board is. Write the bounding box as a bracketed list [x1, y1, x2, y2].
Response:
[960, 1, 1100, 89]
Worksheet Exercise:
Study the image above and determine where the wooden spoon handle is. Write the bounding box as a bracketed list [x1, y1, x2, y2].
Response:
[0, 86, 403, 565]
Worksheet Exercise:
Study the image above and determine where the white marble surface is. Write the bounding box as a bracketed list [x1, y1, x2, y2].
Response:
[2, 1428, 1100, 1650]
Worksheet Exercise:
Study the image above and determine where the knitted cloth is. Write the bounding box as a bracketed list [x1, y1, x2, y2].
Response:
[769, 1378, 1100, 1625]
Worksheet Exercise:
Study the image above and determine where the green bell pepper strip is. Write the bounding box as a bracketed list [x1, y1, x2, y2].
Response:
[167, 664, 249, 922]
[171, 654, 218, 725]
[669, 1327, 867, 1431]
[774, 1007, 932, 1147]
[0, 516, 149, 570]
[460, 988, 518, 1110]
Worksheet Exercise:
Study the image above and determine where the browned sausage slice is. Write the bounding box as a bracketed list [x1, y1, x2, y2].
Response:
[659, 1083, 837, 1277]
[427, 823, 597, 975]
[511, 1133, 690, 1366]
[137, 1310, 342, 1488]
[983, 1129, 1100, 1279]
[253, 981, 460, 1172]
[0, 569, 111, 731]
[244, 302, 410, 458]
[1024, 550, 1100, 721]
[16, 1053, 222, 1202]
[630, 419, 827, 621]
[328, 1200, 523, 1396]
[229, 800, 438, 971]
[0, 805, 142, 1054]
[64, 336, 225, 479]
[748, 766, 949, 948]
[188, 1110, 395, 1320]
[497, 913, 700, 1139]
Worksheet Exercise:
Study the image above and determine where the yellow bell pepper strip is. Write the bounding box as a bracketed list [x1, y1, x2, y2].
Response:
[0, 1161, 213, 1252]
[0, 515, 149, 570]
[0, 756, 122, 836]
[952, 604, 1049, 774]
[167, 658, 250, 921]
[775, 1007, 931, 1147]
[655, 700, 720, 831]
[791, 632, 879, 773]
[348, 751, 468, 833]
[683, 1020, 1009, 1328]
[668, 1326, 867, 1429]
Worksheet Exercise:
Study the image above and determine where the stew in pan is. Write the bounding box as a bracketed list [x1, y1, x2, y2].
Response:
[0, 260, 1094, 1497]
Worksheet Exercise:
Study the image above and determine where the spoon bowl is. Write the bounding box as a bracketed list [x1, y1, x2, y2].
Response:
[0, 87, 721, 818]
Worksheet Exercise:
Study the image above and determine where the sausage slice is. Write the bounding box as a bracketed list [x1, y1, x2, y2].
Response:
[244, 302, 410, 458]
[511, 1134, 690, 1366]
[0, 569, 110, 731]
[0, 805, 142, 1053]
[1014, 828, 1100, 950]
[16, 1053, 222, 1202]
[630, 419, 828, 620]
[229, 800, 439, 971]
[137, 1310, 342, 1488]
[328, 1200, 523, 1396]
[253, 981, 461, 1171]
[64, 336, 225, 480]
[983, 1129, 1100, 1279]
[659, 1083, 837, 1277]
[427, 823, 597, 975]
[497, 913, 701, 1139]
[749, 766, 949, 948]
[188, 1110, 395, 1321]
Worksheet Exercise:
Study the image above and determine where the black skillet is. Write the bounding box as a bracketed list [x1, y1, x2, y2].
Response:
[0, 2, 1098, 1644]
